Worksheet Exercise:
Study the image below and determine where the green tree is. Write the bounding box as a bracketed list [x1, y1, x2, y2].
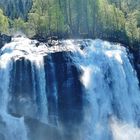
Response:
[11, 17, 27, 34]
[0, 9, 9, 34]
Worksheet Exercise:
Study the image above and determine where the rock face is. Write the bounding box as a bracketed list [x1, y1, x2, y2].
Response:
[7, 51, 84, 140]
[8, 52, 84, 118]
[128, 48, 140, 86]
[0, 34, 11, 48]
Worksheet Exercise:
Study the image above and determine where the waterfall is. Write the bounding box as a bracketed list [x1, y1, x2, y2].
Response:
[0, 49, 28, 140]
[72, 40, 140, 140]
[0, 37, 140, 140]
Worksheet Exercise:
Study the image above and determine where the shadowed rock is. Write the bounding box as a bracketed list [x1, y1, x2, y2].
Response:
[0, 34, 11, 48]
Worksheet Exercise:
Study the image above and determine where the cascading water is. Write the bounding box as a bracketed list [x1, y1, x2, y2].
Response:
[0, 44, 27, 140]
[0, 36, 140, 140]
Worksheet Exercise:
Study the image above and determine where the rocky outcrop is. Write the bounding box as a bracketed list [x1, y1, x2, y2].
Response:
[129, 48, 140, 86]
[0, 34, 11, 48]
[31, 35, 62, 47]
[7, 51, 84, 140]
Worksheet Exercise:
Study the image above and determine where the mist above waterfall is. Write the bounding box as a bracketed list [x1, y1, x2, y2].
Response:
[0, 36, 140, 140]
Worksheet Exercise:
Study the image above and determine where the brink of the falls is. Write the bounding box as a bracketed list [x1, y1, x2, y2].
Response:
[0, 36, 140, 140]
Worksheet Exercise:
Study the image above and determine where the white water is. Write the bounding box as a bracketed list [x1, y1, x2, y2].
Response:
[0, 37, 140, 140]
[0, 52, 28, 140]
[31, 56, 48, 123]
[71, 40, 140, 140]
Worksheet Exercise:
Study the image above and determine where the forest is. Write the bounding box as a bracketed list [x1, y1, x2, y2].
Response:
[0, 0, 140, 48]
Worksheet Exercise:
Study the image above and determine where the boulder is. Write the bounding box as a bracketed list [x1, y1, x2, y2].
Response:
[0, 34, 11, 48]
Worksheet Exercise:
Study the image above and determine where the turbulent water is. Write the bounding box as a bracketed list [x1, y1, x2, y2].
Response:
[0, 37, 140, 140]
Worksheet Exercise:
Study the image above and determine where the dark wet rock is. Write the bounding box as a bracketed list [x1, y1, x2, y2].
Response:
[8, 58, 37, 119]
[47, 36, 58, 41]
[15, 35, 22, 38]
[47, 37, 61, 46]
[80, 44, 85, 50]
[128, 48, 140, 85]
[7, 51, 84, 140]
[31, 35, 47, 42]
[47, 52, 84, 126]
[35, 42, 40, 47]
[0, 34, 11, 48]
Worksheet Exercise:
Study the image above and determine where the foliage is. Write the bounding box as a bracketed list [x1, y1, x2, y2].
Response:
[0, 0, 32, 19]
[0, 9, 9, 34]
[0, 0, 139, 48]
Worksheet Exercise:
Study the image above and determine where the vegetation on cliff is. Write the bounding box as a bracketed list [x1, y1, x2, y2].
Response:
[0, 0, 139, 48]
